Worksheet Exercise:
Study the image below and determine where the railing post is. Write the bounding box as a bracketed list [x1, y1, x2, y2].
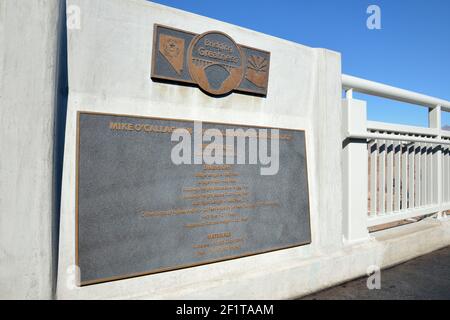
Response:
[429, 105, 443, 219]
[342, 97, 370, 242]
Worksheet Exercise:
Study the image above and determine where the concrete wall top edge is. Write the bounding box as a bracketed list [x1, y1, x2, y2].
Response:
[130, 0, 340, 55]
[66, 0, 344, 123]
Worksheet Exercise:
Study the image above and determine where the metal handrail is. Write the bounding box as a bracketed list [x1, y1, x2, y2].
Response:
[347, 131, 450, 145]
[342, 74, 450, 111]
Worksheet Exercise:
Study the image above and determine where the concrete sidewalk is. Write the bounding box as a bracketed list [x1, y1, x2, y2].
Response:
[301, 246, 450, 300]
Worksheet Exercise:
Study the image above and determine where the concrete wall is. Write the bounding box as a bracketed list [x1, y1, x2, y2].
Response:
[0, 0, 64, 299]
[56, 0, 344, 299]
[1, 0, 449, 300]
[54, 1, 450, 300]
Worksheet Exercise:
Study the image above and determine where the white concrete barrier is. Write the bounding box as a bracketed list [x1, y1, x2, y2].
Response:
[1, 0, 449, 300]
[0, 0, 64, 299]
[55, 0, 343, 299]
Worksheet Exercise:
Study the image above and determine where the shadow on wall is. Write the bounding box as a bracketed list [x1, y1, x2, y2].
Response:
[52, 0, 68, 298]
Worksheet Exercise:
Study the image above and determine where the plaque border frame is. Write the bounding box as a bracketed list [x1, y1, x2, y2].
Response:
[75, 111, 311, 286]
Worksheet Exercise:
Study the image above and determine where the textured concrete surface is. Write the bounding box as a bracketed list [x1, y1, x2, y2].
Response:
[0, 0, 64, 299]
[57, 0, 344, 299]
[56, 0, 450, 300]
[1, 0, 449, 300]
[302, 246, 450, 300]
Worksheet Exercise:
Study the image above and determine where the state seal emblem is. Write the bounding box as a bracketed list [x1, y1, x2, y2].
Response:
[187, 31, 245, 96]
[151, 25, 270, 97]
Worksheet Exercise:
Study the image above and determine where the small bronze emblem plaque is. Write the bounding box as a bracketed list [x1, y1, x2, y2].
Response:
[151, 25, 270, 96]
[76, 112, 311, 285]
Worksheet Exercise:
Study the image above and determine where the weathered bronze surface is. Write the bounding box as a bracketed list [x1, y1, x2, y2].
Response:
[76, 112, 310, 285]
[151, 25, 270, 96]
[188, 31, 245, 96]
[159, 34, 185, 75]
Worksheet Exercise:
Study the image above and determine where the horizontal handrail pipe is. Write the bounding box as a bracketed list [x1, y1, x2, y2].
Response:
[342, 74, 450, 111]
[367, 121, 440, 137]
[367, 205, 446, 228]
[347, 132, 450, 145]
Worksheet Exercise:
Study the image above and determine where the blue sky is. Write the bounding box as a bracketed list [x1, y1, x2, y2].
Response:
[152, 0, 450, 128]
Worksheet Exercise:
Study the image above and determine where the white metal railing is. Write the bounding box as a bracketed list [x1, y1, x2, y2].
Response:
[342, 74, 450, 111]
[342, 74, 450, 242]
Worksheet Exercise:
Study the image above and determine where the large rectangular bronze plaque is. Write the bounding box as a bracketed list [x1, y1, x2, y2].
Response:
[76, 112, 311, 285]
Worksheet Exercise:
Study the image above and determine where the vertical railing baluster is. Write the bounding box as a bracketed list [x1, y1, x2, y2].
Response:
[442, 146, 445, 203]
[386, 140, 394, 213]
[394, 141, 401, 211]
[415, 143, 421, 207]
[369, 140, 378, 217]
[378, 139, 386, 215]
[432, 143, 439, 205]
[427, 143, 433, 205]
[429, 105, 442, 215]
[401, 142, 408, 210]
[421, 143, 427, 206]
[408, 142, 415, 209]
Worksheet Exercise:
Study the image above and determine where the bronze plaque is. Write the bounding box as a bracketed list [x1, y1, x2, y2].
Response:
[76, 112, 311, 285]
[151, 25, 270, 96]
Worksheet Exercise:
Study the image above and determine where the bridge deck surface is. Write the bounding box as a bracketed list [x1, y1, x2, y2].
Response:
[301, 246, 450, 300]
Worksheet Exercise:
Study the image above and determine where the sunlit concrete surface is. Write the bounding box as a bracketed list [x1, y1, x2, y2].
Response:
[1, 0, 449, 299]
[0, 0, 64, 300]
